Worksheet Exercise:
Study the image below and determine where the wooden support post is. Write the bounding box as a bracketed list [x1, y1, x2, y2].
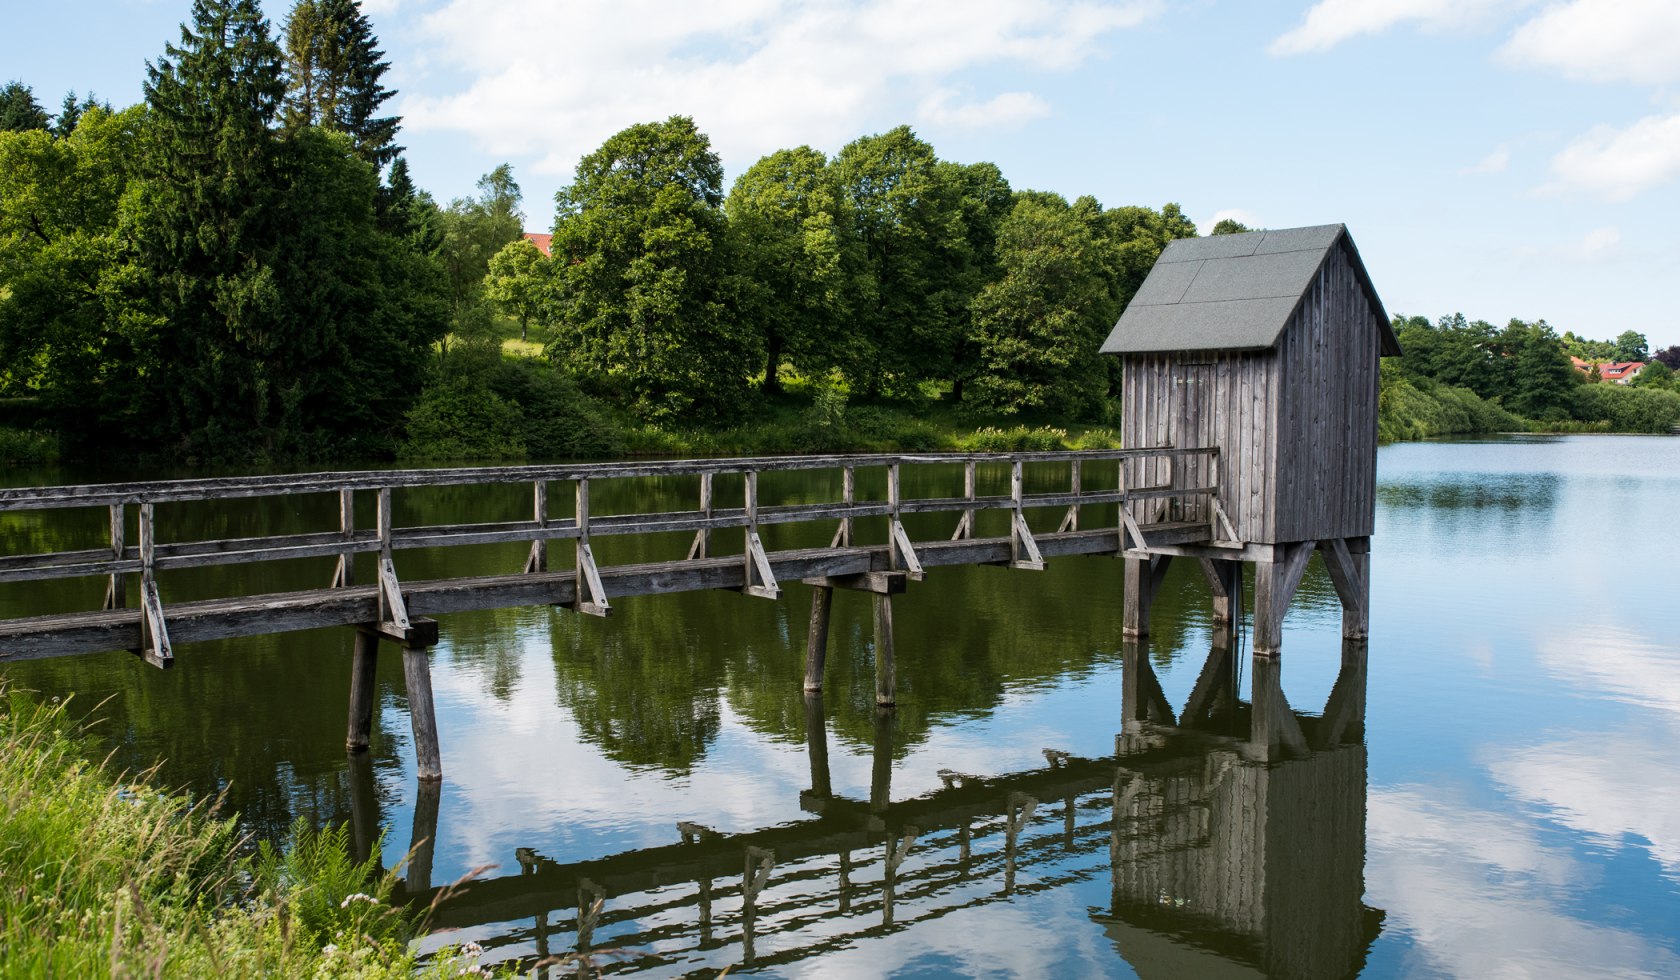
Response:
[346, 628, 379, 752]
[1121, 553, 1172, 637]
[1320, 537, 1370, 639]
[332, 489, 355, 587]
[741, 471, 780, 599]
[687, 472, 713, 560]
[1198, 557, 1243, 624]
[830, 466, 855, 548]
[1253, 541, 1314, 655]
[1057, 459, 1082, 533]
[136, 503, 172, 669]
[570, 479, 610, 615]
[885, 463, 924, 579]
[952, 460, 976, 540]
[524, 480, 547, 573]
[1007, 460, 1046, 570]
[403, 643, 443, 781]
[407, 776, 440, 893]
[873, 592, 895, 707]
[103, 504, 125, 610]
[804, 585, 833, 691]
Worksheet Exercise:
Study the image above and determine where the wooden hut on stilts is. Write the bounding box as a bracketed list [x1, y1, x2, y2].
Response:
[1101, 224, 1400, 654]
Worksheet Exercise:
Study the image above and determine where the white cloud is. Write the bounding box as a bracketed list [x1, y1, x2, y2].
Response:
[1462, 144, 1509, 175]
[1548, 112, 1680, 201]
[917, 89, 1050, 129]
[398, 0, 1162, 178]
[1198, 208, 1260, 235]
[1269, 0, 1527, 56]
[1499, 0, 1680, 86]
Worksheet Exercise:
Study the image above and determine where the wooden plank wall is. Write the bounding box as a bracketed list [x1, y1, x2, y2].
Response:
[1272, 244, 1381, 543]
[1122, 350, 1279, 543]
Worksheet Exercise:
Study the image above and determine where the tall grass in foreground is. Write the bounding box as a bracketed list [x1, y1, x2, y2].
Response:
[0, 686, 497, 977]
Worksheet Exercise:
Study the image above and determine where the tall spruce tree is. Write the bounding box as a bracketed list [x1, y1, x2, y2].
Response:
[0, 81, 49, 132]
[281, 0, 400, 167]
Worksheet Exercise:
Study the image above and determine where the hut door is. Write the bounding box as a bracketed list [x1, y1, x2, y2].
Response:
[1169, 364, 1213, 522]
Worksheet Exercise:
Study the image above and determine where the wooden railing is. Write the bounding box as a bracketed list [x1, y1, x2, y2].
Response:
[0, 449, 1223, 666]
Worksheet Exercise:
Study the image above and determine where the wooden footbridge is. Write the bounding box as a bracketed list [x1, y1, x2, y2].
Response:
[1, 448, 1237, 779]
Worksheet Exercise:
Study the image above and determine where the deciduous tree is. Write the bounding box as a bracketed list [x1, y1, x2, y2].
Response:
[546, 115, 749, 420]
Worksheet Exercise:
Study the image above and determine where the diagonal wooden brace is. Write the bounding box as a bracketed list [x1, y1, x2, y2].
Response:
[888, 520, 925, 580]
[1009, 511, 1045, 570]
[742, 530, 781, 599]
[138, 577, 173, 669]
[569, 541, 611, 616]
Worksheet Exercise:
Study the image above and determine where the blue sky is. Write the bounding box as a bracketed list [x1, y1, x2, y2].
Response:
[7, 0, 1678, 348]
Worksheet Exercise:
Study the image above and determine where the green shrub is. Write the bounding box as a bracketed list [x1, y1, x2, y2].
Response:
[1570, 383, 1680, 433]
[0, 425, 58, 464]
[956, 425, 1070, 452]
[400, 377, 527, 461]
[487, 360, 625, 459]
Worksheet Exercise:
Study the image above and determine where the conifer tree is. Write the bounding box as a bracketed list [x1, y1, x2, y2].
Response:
[0, 81, 49, 132]
[281, 0, 400, 167]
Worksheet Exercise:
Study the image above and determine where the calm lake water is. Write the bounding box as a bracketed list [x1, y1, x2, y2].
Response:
[4, 434, 1679, 978]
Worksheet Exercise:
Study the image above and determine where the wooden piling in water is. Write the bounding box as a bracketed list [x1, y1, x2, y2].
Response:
[804, 585, 832, 692]
[873, 593, 895, 706]
[403, 643, 443, 781]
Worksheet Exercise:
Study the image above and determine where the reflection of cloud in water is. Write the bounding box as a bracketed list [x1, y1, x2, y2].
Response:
[1492, 734, 1680, 878]
[1535, 626, 1680, 721]
[1368, 787, 1680, 979]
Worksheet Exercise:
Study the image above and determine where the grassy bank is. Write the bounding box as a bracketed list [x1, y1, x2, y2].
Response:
[0, 686, 496, 978]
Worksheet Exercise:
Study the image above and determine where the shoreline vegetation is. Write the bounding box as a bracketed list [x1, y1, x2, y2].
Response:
[0, 685, 511, 977]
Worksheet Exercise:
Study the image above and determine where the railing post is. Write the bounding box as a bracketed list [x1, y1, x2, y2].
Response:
[332, 489, 355, 587]
[1058, 459, 1081, 533]
[571, 477, 610, 615]
[1008, 458, 1044, 570]
[135, 502, 172, 668]
[887, 463, 901, 568]
[831, 466, 855, 548]
[741, 469, 780, 598]
[688, 471, 713, 560]
[103, 503, 126, 609]
[952, 460, 976, 540]
[376, 488, 394, 621]
[525, 480, 547, 573]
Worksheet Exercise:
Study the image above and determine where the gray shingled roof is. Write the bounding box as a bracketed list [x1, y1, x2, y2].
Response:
[1100, 224, 1400, 356]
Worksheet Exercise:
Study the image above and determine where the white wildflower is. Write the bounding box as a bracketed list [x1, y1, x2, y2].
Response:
[339, 893, 379, 908]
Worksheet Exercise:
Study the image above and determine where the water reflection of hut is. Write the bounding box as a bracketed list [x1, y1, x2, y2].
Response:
[1101, 225, 1401, 652]
[1100, 642, 1381, 979]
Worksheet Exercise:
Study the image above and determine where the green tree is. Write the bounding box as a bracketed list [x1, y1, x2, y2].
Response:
[1496, 318, 1576, 419]
[1085, 200, 1197, 395]
[436, 164, 523, 324]
[484, 237, 550, 341]
[1630, 359, 1672, 389]
[124, 0, 443, 460]
[0, 106, 144, 417]
[546, 115, 750, 420]
[281, 0, 400, 167]
[829, 126, 958, 396]
[937, 159, 1013, 400]
[1210, 217, 1251, 235]
[725, 146, 848, 393]
[967, 193, 1110, 417]
[1613, 329, 1648, 362]
[0, 81, 49, 132]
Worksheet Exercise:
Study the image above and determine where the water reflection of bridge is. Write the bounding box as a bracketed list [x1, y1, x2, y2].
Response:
[383, 637, 1379, 978]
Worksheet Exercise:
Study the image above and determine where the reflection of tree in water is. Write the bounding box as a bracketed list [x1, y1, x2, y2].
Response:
[5, 628, 407, 843]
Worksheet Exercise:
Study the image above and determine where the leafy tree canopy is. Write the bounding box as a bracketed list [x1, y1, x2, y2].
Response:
[0, 81, 50, 132]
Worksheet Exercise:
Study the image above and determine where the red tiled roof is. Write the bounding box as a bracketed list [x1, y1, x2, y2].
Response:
[522, 233, 552, 257]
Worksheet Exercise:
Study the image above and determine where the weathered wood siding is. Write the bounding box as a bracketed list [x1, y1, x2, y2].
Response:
[1121, 350, 1280, 543]
[1271, 243, 1381, 543]
[1119, 240, 1382, 546]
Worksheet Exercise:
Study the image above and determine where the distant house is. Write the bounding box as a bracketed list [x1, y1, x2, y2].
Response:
[522, 233, 553, 257]
[1571, 357, 1645, 384]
